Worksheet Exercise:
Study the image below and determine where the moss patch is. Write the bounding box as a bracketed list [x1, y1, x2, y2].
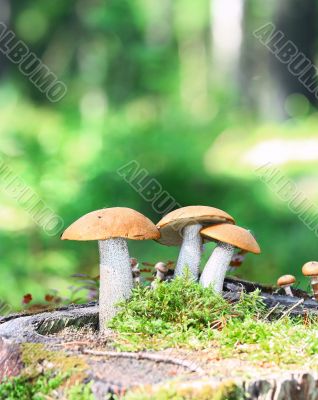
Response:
[0, 373, 67, 400]
[0, 344, 92, 400]
[109, 277, 318, 368]
[21, 343, 87, 376]
[66, 381, 95, 400]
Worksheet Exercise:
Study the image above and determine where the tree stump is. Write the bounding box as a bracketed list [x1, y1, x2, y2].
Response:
[0, 278, 317, 398]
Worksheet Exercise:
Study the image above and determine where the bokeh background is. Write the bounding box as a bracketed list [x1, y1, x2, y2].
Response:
[0, 0, 317, 308]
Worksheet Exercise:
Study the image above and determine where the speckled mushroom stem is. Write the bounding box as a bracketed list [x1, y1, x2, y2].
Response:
[310, 277, 318, 300]
[174, 224, 202, 280]
[98, 238, 133, 332]
[200, 241, 235, 293]
[283, 285, 293, 297]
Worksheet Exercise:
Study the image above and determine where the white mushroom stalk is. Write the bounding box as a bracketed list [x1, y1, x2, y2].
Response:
[199, 224, 260, 293]
[99, 238, 133, 331]
[174, 224, 202, 280]
[283, 285, 293, 297]
[199, 241, 235, 293]
[61, 207, 159, 335]
[156, 206, 235, 282]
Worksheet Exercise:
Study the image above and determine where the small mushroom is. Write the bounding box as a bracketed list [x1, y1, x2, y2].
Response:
[151, 262, 169, 288]
[199, 224, 261, 293]
[227, 250, 246, 274]
[61, 207, 160, 332]
[156, 206, 235, 281]
[277, 275, 296, 296]
[302, 261, 318, 300]
[130, 258, 141, 285]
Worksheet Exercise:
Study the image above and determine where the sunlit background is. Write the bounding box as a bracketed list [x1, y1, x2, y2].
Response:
[0, 0, 317, 308]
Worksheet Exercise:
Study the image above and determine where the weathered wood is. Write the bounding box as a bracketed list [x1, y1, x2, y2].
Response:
[224, 278, 318, 316]
[245, 372, 318, 399]
[0, 301, 97, 324]
[0, 338, 23, 380]
[0, 304, 98, 343]
[224, 276, 310, 298]
[140, 373, 318, 400]
[82, 349, 205, 374]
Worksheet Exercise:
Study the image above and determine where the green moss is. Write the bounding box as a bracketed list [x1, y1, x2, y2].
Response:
[0, 373, 67, 400]
[66, 382, 95, 400]
[109, 277, 318, 367]
[1, 342, 95, 399]
[0, 373, 97, 400]
[21, 343, 87, 376]
[122, 381, 244, 400]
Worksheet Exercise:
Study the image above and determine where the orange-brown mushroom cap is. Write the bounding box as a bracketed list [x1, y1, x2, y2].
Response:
[156, 206, 235, 246]
[277, 275, 296, 287]
[302, 261, 318, 277]
[61, 207, 160, 241]
[200, 223, 261, 254]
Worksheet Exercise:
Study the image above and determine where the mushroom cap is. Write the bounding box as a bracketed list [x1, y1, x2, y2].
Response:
[61, 207, 160, 241]
[155, 262, 168, 273]
[200, 223, 261, 254]
[277, 274, 296, 287]
[156, 206, 235, 246]
[302, 261, 318, 277]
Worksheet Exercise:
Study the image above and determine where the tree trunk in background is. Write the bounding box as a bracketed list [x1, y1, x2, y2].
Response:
[271, 0, 317, 117]
[240, 0, 317, 120]
[0, 0, 10, 77]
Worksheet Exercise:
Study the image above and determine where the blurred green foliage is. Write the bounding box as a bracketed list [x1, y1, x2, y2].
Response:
[0, 0, 317, 308]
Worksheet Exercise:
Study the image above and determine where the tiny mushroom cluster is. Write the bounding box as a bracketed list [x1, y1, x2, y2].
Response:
[302, 261, 318, 300]
[273, 259, 318, 301]
[275, 262, 318, 300]
[61, 204, 263, 332]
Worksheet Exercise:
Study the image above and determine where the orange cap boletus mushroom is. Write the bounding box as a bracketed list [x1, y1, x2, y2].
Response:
[277, 274, 296, 296]
[199, 223, 260, 293]
[61, 207, 159, 331]
[302, 261, 318, 300]
[156, 206, 234, 281]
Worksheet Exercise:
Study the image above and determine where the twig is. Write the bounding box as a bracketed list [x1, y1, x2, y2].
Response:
[278, 298, 304, 320]
[61, 341, 92, 347]
[264, 302, 281, 320]
[81, 349, 205, 374]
